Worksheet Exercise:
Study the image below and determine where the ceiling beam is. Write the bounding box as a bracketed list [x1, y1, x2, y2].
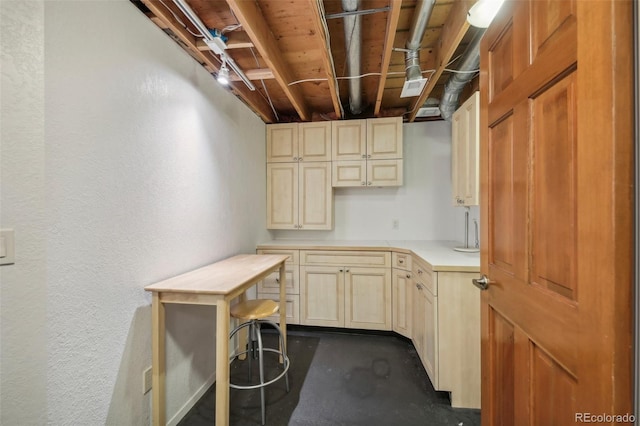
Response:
[374, 0, 402, 117]
[141, 0, 276, 123]
[308, 0, 342, 118]
[407, 0, 473, 122]
[227, 0, 311, 121]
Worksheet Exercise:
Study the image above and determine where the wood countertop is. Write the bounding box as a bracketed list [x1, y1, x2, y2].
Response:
[257, 240, 480, 273]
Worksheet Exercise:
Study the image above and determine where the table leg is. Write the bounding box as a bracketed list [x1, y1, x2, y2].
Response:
[237, 291, 247, 361]
[216, 301, 231, 426]
[152, 293, 166, 426]
[278, 262, 287, 362]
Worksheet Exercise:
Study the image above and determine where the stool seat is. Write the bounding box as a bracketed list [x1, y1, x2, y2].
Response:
[231, 299, 279, 320]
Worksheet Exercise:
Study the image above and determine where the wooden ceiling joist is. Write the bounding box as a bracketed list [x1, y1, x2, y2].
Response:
[227, 0, 312, 122]
[230, 68, 275, 81]
[374, 0, 402, 116]
[141, 0, 276, 123]
[407, 0, 473, 122]
[309, 0, 343, 119]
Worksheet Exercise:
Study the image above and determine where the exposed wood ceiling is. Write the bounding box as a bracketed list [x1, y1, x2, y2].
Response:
[133, 0, 480, 123]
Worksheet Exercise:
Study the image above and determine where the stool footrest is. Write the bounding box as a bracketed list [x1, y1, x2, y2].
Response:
[229, 351, 290, 390]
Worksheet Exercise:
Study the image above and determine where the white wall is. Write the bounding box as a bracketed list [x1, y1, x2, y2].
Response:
[271, 121, 480, 243]
[1, 1, 268, 424]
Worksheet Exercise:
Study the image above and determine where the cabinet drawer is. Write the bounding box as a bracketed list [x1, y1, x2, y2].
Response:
[257, 249, 299, 266]
[392, 252, 412, 271]
[256, 293, 300, 325]
[412, 257, 436, 295]
[257, 267, 299, 295]
[301, 250, 390, 267]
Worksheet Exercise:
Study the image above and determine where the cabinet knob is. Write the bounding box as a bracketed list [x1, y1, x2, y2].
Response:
[367, 182, 372, 186]
[399, 259, 404, 264]
[298, 157, 303, 161]
[293, 157, 298, 161]
[361, 181, 366, 185]
[367, 154, 371, 159]
[406, 274, 411, 279]
[345, 269, 350, 273]
[339, 269, 344, 272]
[415, 283, 422, 290]
[418, 269, 423, 275]
[362, 154, 366, 159]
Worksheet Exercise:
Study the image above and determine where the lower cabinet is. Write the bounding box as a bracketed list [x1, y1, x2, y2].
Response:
[256, 249, 300, 325]
[299, 250, 392, 330]
[392, 268, 412, 338]
[412, 256, 481, 409]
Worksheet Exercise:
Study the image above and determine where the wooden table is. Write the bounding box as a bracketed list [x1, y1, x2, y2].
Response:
[145, 254, 288, 426]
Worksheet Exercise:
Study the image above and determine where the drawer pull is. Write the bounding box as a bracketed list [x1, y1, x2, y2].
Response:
[398, 258, 404, 264]
[406, 274, 411, 279]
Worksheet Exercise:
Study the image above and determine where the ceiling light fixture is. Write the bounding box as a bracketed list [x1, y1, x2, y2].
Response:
[467, 0, 505, 28]
[217, 59, 230, 85]
[172, 0, 255, 91]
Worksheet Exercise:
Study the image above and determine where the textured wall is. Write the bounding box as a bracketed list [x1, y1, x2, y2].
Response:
[272, 121, 480, 243]
[1, 1, 268, 424]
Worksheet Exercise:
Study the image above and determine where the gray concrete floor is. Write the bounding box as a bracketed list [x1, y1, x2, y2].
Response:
[178, 327, 481, 426]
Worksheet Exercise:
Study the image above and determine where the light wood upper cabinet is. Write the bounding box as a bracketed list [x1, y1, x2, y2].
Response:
[451, 91, 480, 206]
[267, 123, 298, 163]
[331, 119, 366, 161]
[332, 117, 403, 187]
[267, 122, 331, 163]
[367, 116, 403, 159]
[266, 162, 333, 230]
[299, 122, 332, 162]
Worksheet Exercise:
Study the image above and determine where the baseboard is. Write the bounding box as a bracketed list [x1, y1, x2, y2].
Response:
[167, 371, 216, 426]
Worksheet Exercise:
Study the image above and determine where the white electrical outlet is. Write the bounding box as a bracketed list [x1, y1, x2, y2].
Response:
[392, 219, 399, 230]
[143, 366, 152, 394]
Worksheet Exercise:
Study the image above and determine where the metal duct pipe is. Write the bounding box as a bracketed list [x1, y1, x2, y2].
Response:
[342, 0, 363, 114]
[405, 0, 436, 81]
[439, 29, 485, 120]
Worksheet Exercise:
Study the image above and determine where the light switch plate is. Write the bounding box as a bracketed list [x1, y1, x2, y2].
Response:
[0, 229, 15, 265]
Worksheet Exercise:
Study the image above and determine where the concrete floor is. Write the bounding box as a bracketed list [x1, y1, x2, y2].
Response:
[178, 327, 481, 426]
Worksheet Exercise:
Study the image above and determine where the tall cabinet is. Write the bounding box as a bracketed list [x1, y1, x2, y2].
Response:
[451, 91, 480, 206]
[266, 122, 333, 230]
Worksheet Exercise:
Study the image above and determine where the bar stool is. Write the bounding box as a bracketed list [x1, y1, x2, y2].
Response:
[229, 299, 290, 425]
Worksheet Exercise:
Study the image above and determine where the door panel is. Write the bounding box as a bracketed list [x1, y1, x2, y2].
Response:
[300, 266, 343, 327]
[299, 162, 332, 230]
[266, 163, 298, 229]
[480, 0, 633, 424]
[345, 267, 392, 330]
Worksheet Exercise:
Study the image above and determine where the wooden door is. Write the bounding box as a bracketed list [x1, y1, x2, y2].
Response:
[298, 162, 332, 230]
[479, 1, 633, 424]
[344, 267, 392, 330]
[266, 162, 298, 229]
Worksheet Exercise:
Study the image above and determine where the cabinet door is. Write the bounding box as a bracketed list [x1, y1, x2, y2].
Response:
[299, 122, 331, 162]
[300, 266, 344, 327]
[423, 285, 438, 388]
[367, 159, 403, 186]
[451, 92, 479, 206]
[392, 268, 412, 338]
[345, 267, 392, 330]
[367, 117, 403, 160]
[298, 162, 333, 230]
[332, 120, 366, 161]
[332, 160, 366, 187]
[412, 281, 426, 361]
[266, 163, 298, 229]
[267, 123, 298, 163]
